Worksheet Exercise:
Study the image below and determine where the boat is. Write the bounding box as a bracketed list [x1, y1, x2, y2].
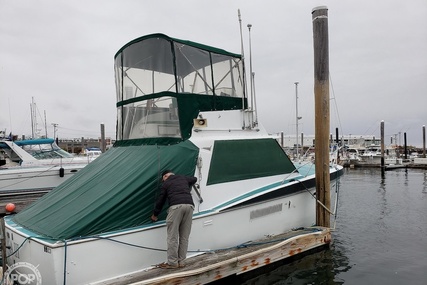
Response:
[343, 143, 403, 168]
[3, 33, 343, 284]
[0, 138, 97, 210]
[357, 144, 382, 164]
[384, 162, 407, 170]
[343, 146, 364, 166]
[0, 138, 97, 167]
[83, 147, 103, 160]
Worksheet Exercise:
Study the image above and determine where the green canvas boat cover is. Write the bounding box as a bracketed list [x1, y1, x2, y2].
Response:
[207, 139, 297, 185]
[12, 140, 199, 240]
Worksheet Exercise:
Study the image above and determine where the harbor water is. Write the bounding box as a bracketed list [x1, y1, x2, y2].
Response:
[212, 167, 427, 285]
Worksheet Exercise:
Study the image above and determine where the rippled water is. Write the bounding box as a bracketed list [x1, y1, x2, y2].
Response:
[212, 168, 427, 285]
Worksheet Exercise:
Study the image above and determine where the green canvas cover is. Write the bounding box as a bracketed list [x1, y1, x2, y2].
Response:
[13, 140, 199, 240]
[207, 138, 296, 185]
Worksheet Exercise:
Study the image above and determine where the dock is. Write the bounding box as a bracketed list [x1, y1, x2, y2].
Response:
[0, 190, 47, 216]
[95, 227, 331, 285]
[342, 162, 427, 170]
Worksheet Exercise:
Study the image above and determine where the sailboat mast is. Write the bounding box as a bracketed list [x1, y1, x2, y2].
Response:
[295, 82, 299, 159]
[44, 110, 48, 138]
[30, 97, 37, 139]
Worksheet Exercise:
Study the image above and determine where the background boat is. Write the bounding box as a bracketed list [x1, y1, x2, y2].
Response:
[0, 138, 99, 213]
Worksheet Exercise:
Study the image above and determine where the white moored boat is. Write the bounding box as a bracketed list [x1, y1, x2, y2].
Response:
[4, 34, 343, 284]
[0, 138, 97, 205]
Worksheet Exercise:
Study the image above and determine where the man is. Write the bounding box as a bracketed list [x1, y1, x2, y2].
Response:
[151, 169, 197, 269]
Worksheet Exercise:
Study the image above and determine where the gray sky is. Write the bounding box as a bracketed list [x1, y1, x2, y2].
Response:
[1, 0, 426, 146]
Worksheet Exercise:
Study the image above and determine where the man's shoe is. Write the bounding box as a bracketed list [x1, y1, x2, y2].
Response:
[158, 262, 179, 269]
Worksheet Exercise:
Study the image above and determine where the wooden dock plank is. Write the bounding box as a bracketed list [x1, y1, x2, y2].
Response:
[95, 227, 331, 285]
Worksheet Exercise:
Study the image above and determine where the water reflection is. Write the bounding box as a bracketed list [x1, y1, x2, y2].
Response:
[376, 173, 389, 245]
[423, 172, 427, 193]
[209, 245, 350, 285]
[404, 167, 409, 187]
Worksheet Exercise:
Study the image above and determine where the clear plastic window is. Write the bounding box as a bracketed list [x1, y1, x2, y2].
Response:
[115, 36, 245, 140]
[121, 38, 176, 100]
[121, 96, 180, 140]
[23, 143, 74, 159]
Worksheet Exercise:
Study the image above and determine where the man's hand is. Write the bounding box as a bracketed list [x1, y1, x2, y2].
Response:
[151, 214, 158, 222]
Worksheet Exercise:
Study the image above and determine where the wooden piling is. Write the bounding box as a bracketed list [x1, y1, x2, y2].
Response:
[312, 6, 330, 227]
[1, 218, 7, 274]
[281, 131, 284, 148]
[404, 133, 408, 159]
[301, 132, 304, 157]
[423, 125, 426, 158]
[100, 123, 106, 152]
[381, 120, 385, 173]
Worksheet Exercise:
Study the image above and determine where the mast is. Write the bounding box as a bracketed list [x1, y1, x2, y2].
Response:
[247, 23, 255, 127]
[295, 82, 300, 159]
[44, 110, 48, 138]
[30, 97, 37, 139]
[238, 9, 247, 129]
[248, 24, 253, 113]
[247, 23, 258, 128]
[312, 6, 330, 227]
[252, 71, 258, 126]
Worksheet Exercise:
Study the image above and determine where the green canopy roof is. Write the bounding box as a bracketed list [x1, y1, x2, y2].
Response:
[115, 33, 242, 76]
[13, 140, 199, 240]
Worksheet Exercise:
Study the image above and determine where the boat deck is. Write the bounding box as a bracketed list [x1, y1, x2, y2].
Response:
[96, 227, 331, 285]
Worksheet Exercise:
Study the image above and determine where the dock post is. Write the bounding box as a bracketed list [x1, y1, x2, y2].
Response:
[423, 125, 426, 158]
[301, 132, 304, 157]
[281, 131, 284, 148]
[1, 218, 7, 273]
[312, 6, 330, 227]
[100, 123, 106, 152]
[381, 120, 385, 174]
[335, 127, 340, 163]
[404, 133, 408, 160]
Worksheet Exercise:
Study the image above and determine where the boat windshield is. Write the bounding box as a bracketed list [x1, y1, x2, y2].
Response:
[22, 142, 74, 159]
[114, 34, 244, 141]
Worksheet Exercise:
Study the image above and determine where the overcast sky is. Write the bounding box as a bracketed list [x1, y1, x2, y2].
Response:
[1, 0, 426, 147]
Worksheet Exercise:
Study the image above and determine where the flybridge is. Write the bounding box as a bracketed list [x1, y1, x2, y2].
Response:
[113, 33, 248, 143]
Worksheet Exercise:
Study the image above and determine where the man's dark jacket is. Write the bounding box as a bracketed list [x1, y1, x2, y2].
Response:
[153, 175, 196, 216]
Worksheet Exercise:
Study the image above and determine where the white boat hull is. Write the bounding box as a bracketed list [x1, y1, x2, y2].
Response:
[5, 180, 321, 285]
[0, 165, 82, 193]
